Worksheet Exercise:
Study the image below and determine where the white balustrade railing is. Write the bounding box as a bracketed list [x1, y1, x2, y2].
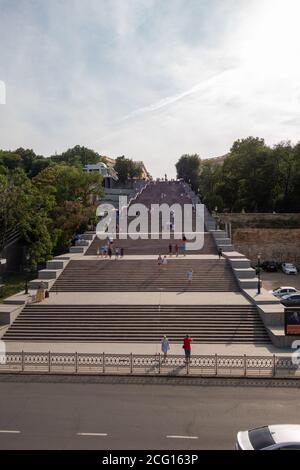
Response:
[0, 352, 299, 378]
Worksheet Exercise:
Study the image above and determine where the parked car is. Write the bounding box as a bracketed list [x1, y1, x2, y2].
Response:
[261, 260, 278, 272]
[269, 286, 298, 298]
[282, 263, 298, 275]
[281, 293, 300, 306]
[236, 425, 300, 450]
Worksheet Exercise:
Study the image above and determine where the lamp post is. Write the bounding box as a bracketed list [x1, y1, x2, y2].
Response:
[24, 253, 30, 295]
[0, 258, 7, 286]
[213, 206, 219, 230]
[256, 254, 262, 295]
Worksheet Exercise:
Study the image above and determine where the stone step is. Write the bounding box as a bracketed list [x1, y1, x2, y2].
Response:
[46, 260, 67, 270]
[69, 246, 85, 253]
[38, 270, 58, 280]
[3, 304, 270, 344]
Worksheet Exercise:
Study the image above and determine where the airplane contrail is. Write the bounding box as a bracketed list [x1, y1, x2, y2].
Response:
[118, 69, 231, 122]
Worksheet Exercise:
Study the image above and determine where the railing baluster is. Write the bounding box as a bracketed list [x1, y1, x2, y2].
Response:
[75, 352, 78, 373]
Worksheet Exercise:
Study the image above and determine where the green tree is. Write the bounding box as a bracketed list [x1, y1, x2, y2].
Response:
[34, 164, 104, 250]
[219, 137, 273, 211]
[0, 169, 55, 266]
[50, 145, 102, 167]
[175, 154, 201, 192]
[114, 156, 142, 183]
[0, 150, 22, 170]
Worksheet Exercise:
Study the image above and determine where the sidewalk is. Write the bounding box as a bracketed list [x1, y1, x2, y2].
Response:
[4, 340, 293, 356]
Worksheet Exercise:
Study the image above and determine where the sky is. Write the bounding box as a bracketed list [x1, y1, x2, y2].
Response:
[1, 0, 300, 178]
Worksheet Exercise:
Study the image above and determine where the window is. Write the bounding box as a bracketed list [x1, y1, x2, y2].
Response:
[249, 427, 275, 450]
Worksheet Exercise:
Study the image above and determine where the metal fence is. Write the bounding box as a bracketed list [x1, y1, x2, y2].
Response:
[0, 352, 300, 378]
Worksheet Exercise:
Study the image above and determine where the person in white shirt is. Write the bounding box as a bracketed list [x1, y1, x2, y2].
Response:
[161, 335, 170, 360]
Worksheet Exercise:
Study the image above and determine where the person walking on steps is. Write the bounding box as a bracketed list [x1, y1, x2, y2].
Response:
[218, 247, 223, 259]
[157, 254, 163, 266]
[168, 243, 173, 257]
[175, 244, 179, 257]
[161, 335, 170, 360]
[108, 246, 112, 259]
[183, 334, 192, 363]
[187, 269, 193, 285]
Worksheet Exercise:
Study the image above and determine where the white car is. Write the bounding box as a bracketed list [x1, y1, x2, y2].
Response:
[281, 293, 300, 306]
[236, 425, 300, 450]
[282, 263, 298, 275]
[269, 286, 298, 298]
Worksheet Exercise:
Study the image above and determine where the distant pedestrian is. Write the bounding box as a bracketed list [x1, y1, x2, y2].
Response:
[157, 254, 163, 266]
[108, 247, 112, 259]
[175, 244, 179, 257]
[218, 247, 223, 259]
[115, 247, 120, 260]
[161, 335, 170, 360]
[183, 334, 192, 362]
[36, 283, 45, 303]
[162, 255, 168, 265]
[168, 243, 173, 256]
[187, 269, 193, 284]
[120, 247, 124, 258]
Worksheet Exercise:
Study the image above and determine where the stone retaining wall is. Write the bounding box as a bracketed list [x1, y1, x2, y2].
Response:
[233, 228, 300, 266]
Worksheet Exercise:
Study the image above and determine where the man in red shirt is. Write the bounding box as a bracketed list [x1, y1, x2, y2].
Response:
[183, 334, 192, 362]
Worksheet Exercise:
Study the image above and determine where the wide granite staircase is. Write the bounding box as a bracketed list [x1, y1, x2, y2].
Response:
[50, 259, 238, 292]
[2, 180, 271, 346]
[2, 304, 270, 343]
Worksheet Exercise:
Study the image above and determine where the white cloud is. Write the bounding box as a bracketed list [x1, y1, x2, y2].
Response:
[0, 80, 6, 104]
[0, 0, 300, 177]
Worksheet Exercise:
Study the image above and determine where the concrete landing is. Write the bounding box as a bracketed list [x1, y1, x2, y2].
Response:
[43, 291, 250, 305]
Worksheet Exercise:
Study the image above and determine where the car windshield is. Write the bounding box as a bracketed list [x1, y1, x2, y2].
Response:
[249, 427, 275, 450]
[274, 287, 281, 292]
[286, 264, 295, 268]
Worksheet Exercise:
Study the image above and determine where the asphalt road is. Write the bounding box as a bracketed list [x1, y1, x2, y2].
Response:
[0, 378, 300, 450]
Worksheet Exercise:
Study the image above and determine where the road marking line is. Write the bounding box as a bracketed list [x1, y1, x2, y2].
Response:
[0, 430, 21, 434]
[166, 435, 198, 440]
[77, 433, 108, 437]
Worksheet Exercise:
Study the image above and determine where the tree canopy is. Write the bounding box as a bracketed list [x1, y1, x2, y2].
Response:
[114, 156, 143, 183]
[175, 154, 201, 192]
[0, 146, 105, 267]
[192, 137, 300, 213]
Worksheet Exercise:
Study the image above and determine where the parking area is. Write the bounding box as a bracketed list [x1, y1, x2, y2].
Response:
[262, 271, 300, 291]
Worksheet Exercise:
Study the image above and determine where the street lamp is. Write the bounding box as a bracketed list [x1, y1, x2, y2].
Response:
[256, 253, 262, 295]
[0, 258, 7, 286]
[213, 206, 219, 230]
[24, 253, 30, 295]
